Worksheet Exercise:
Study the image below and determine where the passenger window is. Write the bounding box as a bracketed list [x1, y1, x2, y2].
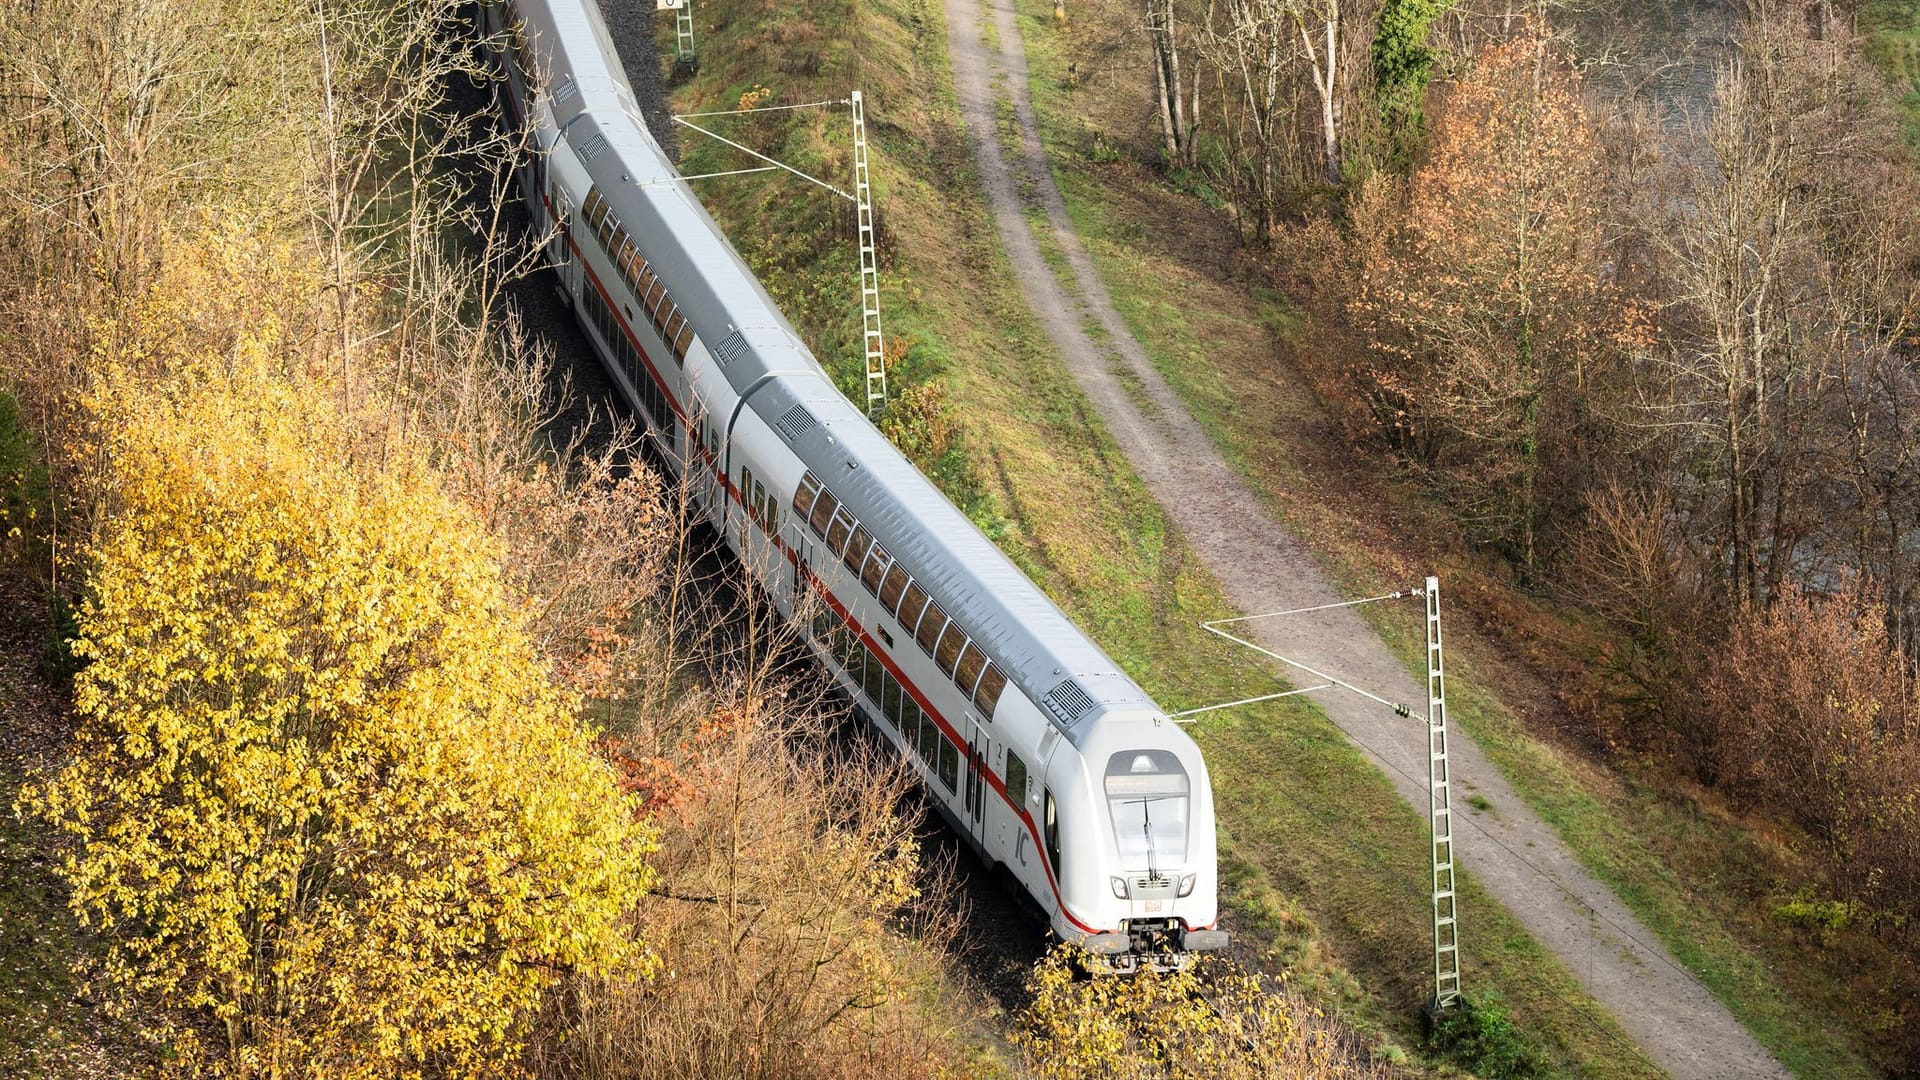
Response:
[673, 322, 695, 358]
[808, 490, 839, 535]
[1006, 751, 1028, 808]
[974, 663, 1008, 719]
[897, 583, 930, 635]
[843, 526, 873, 573]
[793, 473, 820, 519]
[863, 646, 884, 701]
[933, 622, 964, 676]
[645, 281, 667, 317]
[861, 545, 889, 594]
[884, 671, 904, 728]
[740, 468, 754, 516]
[918, 707, 936, 766]
[825, 509, 853, 556]
[955, 642, 986, 696]
[663, 309, 686, 344]
[915, 603, 947, 654]
[879, 564, 910, 612]
[938, 733, 960, 792]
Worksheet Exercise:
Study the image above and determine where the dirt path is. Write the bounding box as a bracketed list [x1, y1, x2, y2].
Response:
[941, 1, 1789, 1076]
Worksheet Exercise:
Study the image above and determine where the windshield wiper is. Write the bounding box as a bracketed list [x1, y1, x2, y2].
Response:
[1139, 797, 1159, 881]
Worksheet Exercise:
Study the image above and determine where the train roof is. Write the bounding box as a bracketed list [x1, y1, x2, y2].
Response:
[519, 0, 1165, 745]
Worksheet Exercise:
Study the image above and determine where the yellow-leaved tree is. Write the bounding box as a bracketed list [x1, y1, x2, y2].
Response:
[27, 245, 654, 1076]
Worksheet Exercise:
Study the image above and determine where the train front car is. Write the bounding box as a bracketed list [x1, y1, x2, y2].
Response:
[1040, 694, 1226, 973]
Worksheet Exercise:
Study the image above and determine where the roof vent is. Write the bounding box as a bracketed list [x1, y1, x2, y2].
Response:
[1042, 679, 1099, 728]
[576, 133, 608, 162]
[713, 329, 748, 367]
[552, 76, 579, 104]
[776, 404, 820, 441]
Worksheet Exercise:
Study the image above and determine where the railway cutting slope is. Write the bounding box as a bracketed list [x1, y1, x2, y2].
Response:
[941, 0, 1790, 1076]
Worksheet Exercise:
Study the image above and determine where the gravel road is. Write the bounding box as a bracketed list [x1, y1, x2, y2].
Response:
[939, 0, 1792, 1075]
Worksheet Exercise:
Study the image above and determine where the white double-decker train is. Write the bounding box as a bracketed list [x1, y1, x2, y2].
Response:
[481, 0, 1227, 970]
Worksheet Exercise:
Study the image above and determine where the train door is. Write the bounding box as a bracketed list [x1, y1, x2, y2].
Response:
[965, 720, 988, 840]
[549, 185, 577, 297]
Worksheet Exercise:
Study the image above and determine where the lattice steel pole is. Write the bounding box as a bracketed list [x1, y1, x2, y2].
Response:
[851, 90, 887, 416]
[657, 0, 694, 68]
[1426, 575, 1462, 1012]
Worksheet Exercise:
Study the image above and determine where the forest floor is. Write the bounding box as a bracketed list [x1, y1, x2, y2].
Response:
[938, 0, 1790, 1075]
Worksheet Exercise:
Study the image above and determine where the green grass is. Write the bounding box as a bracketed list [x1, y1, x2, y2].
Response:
[1863, 0, 1920, 142]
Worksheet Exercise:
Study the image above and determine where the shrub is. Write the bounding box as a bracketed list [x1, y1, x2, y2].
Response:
[1426, 993, 1542, 1079]
[1016, 946, 1390, 1079]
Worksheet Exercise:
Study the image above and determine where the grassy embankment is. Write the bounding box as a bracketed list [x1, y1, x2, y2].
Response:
[1864, 0, 1920, 141]
[656, 0, 1688, 1074]
[1003, 0, 1904, 1075]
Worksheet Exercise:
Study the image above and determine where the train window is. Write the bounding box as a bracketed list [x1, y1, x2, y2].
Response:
[955, 642, 987, 697]
[974, 663, 1008, 719]
[644, 280, 667, 318]
[842, 624, 862, 672]
[883, 671, 903, 728]
[937, 733, 960, 793]
[622, 248, 646, 289]
[794, 473, 820, 519]
[808, 490, 839, 535]
[915, 603, 947, 654]
[842, 526, 873, 574]
[879, 564, 909, 612]
[897, 582, 930, 636]
[824, 508, 853, 556]
[614, 234, 636, 276]
[861, 545, 889, 594]
[863, 646, 884, 702]
[753, 479, 769, 526]
[1105, 750, 1190, 866]
[583, 188, 606, 229]
[663, 309, 687, 346]
[673, 321, 695, 359]
[635, 264, 656, 299]
[1044, 790, 1061, 877]
[933, 622, 964, 676]
[1006, 752, 1028, 808]
[740, 468, 753, 517]
[916, 706, 935, 764]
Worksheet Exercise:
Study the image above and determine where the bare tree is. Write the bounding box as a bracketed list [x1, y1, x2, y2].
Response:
[1148, 0, 1204, 168]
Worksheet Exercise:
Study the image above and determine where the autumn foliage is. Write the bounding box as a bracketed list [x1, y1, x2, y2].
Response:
[1015, 946, 1391, 1079]
[1347, 24, 1648, 570]
[23, 235, 655, 1076]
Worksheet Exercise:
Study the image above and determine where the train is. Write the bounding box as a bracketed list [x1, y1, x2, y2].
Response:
[478, 0, 1227, 971]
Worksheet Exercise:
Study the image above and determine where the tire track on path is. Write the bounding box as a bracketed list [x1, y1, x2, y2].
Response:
[940, 0, 1789, 1074]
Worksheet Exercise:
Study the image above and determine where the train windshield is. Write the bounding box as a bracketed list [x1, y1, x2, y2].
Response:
[1104, 750, 1190, 873]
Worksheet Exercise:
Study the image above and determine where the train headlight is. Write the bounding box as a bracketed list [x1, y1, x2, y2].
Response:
[1177, 873, 1196, 898]
[1110, 876, 1129, 899]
